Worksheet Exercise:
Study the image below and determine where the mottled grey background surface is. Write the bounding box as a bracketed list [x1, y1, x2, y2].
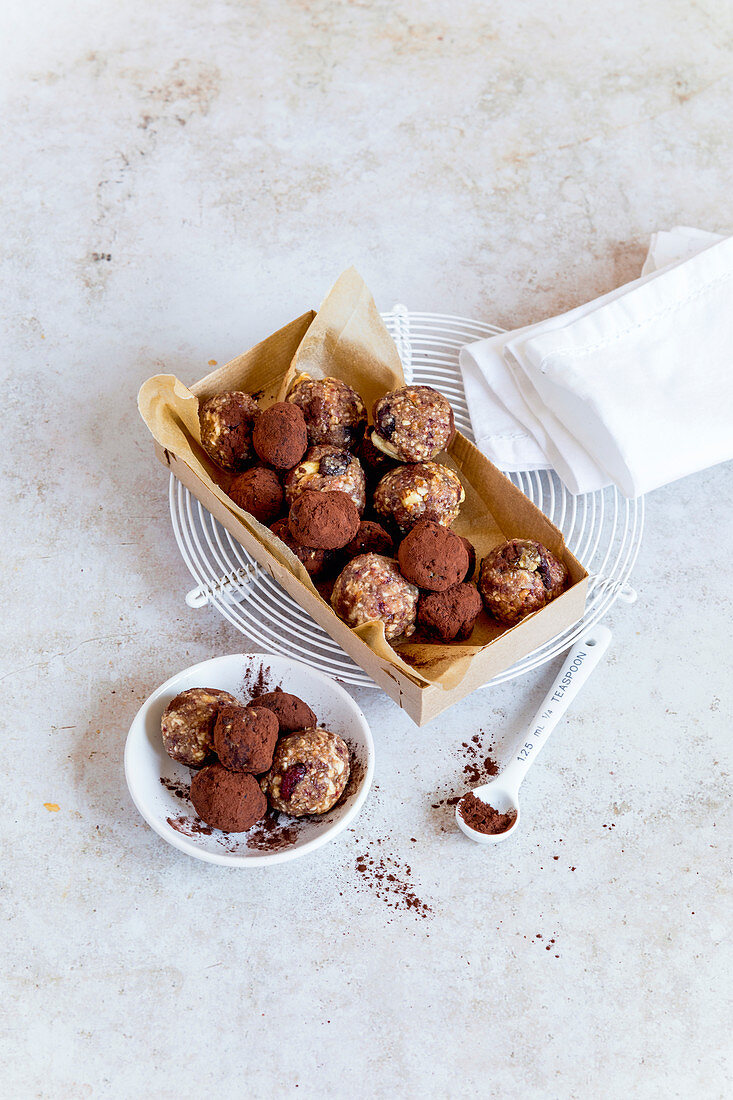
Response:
[2, 1, 731, 1097]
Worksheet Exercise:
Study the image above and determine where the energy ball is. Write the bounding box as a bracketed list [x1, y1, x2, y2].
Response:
[397, 520, 470, 592]
[478, 538, 568, 625]
[371, 385, 455, 463]
[286, 376, 367, 450]
[460, 536, 477, 581]
[161, 687, 238, 767]
[373, 462, 465, 534]
[331, 553, 419, 641]
[190, 763, 267, 832]
[343, 520, 394, 560]
[252, 687, 317, 735]
[357, 422, 397, 486]
[418, 582, 483, 641]
[261, 728, 350, 816]
[198, 391, 259, 471]
[284, 445, 366, 513]
[270, 519, 339, 579]
[288, 490, 360, 549]
[228, 466, 284, 525]
[213, 705, 279, 775]
[252, 402, 308, 469]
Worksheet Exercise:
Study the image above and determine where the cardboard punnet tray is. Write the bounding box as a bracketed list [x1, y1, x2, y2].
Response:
[144, 304, 588, 726]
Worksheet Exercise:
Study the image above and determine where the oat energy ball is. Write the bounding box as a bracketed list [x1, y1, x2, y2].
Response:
[287, 376, 367, 450]
[288, 490, 360, 550]
[418, 582, 483, 641]
[161, 687, 238, 767]
[261, 728, 350, 816]
[213, 705, 279, 774]
[372, 385, 455, 463]
[228, 466, 284, 525]
[284, 445, 366, 513]
[198, 391, 259, 471]
[373, 462, 465, 533]
[252, 687, 317, 735]
[478, 538, 568, 625]
[252, 402, 308, 469]
[397, 520, 469, 592]
[343, 520, 394, 560]
[270, 519, 339, 579]
[331, 553, 419, 641]
[190, 763, 267, 831]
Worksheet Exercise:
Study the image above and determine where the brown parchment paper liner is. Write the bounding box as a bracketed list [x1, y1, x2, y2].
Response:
[138, 267, 577, 693]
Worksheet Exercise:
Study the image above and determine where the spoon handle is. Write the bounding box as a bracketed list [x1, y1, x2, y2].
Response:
[500, 624, 613, 795]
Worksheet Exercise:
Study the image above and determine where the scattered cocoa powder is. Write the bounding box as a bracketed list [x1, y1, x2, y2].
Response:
[239, 663, 275, 700]
[458, 792, 516, 835]
[166, 814, 213, 837]
[160, 776, 191, 800]
[431, 732, 498, 811]
[246, 810, 305, 851]
[351, 839, 432, 919]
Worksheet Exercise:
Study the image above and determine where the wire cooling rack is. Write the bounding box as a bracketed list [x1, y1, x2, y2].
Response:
[169, 307, 643, 688]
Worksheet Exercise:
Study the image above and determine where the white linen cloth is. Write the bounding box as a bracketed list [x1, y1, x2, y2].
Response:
[459, 227, 732, 496]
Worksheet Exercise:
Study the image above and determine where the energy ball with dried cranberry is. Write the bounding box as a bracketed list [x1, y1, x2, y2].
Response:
[228, 466, 284, 525]
[397, 520, 469, 591]
[331, 553, 419, 641]
[198, 391, 259, 471]
[286, 376, 367, 450]
[478, 538, 568, 626]
[191, 763, 267, 831]
[284, 445, 366, 513]
[261, 728, 350, 816]
[371, 385, 455, 463]
[161, 687, 239, 767]
[270, 519, 339, 579]
[418, 582, 483, 641]
[373, 462, 465, 534]
[252, 402, 308, 469]
[343, 520, 394, 560]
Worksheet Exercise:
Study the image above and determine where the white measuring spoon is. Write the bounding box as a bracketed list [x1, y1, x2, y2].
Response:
[456, 624, 612, 844]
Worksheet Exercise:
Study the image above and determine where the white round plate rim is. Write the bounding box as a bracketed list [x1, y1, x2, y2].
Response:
[124, 652, 374, 867]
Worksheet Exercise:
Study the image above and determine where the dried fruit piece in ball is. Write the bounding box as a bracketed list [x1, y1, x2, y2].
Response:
[343, 520, 394, 560]
[286, 376, 367, 450]
[213, 705, 279, 774]
[228, 466, 284, 525]
[198, 391, 259, 471]
[252, 687, 317, 735]
[397, 520, 469, 592]
[371, 385, 455, 463]
[331, 553, 419, 641]
[161, 687, 238, 767]
[190, 763, 267, 831]
[284, 444, 366, 513]
[252, 402, 308, 469]
[270, 519, 339, 579]
[478, 538, 568, 625]
[288, 489, 360, 550]
[418, 583, 483, 642]
[373, 462, 464, 534]
[260, 728, 350, 816]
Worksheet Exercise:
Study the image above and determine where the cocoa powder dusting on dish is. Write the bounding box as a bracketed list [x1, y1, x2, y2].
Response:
[160, 776, 191, 800]
[246, 810, 304, 851]
[166, 814, 214, 837]
[458, 793, 516, 835]
[239, 663, 276, 700]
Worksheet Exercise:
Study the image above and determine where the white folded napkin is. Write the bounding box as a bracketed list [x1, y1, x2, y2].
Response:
[460, 227, 732, 496]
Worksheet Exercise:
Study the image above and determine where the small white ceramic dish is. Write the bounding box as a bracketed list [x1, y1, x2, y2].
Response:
[124, 652, 374, 866]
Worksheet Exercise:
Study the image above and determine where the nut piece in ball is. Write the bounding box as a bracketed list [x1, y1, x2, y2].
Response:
[478, 538, 568, 625]
[270, 519, 339, 579]
[252, 402, 308, 469]
[288, 489, 360, 550]
[331, 553, 419, 641]
[344, 520, 394, 560]
[284, 444, 366, 513]
[372, 385, 455, 463]
[190, 763, 267, 832]
[252, 687, 317, 735]
[228, 466, 284, 525]
[260, 728, 350, 816]
[373, 462, 465, 533]
[286, 376, 367, 450]
[198, 392, 259, 471]
[418, 582, 483, 641]
[213, 705, 279, 774]
[357, 422, 398, 487]
[397, 520, 469, 592]
[161, 687, 238, 767]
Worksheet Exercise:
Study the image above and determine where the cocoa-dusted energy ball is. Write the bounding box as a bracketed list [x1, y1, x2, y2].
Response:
[372, 385, 455, 463]
[397, 520, 469, 592]
[288, 490, 360, 550]
[213, 705, 279, 774]
[478, 538, 568, 626]
[373, 462, 465, 534]
[252, 402, 308, 469]
[261, 728, 350, 816]
[286, 376, 367, 450]
[161, 687, 238, 767]
[344, 520, 394, 560]
[228, 466, 284, 525]
[460, 537, 477, 581]
[284, 445, 366, 513]
[418, 582, 483, 641]
[331, 553, 419, 641]
[190, 763, 267, 832]
[198, 391, 259, 471]
[252, 687, 317, 735]
[270, 519, 339, 579]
